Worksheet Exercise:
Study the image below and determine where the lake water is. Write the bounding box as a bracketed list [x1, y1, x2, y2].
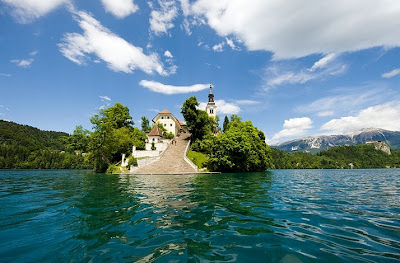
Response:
[0, 169, 399, 262]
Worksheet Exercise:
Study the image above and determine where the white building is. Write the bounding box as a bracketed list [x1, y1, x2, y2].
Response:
[152, 109, 186, 136]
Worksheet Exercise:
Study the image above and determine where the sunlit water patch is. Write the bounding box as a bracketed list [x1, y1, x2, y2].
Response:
[0, 169, 399, 262]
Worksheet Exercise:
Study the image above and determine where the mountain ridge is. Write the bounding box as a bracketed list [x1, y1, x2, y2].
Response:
[272, 128, 400, 153]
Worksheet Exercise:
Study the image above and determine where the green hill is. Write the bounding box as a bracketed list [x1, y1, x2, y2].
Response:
[0, 120, 91, 169]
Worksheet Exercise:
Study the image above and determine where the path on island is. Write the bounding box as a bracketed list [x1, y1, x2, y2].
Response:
[133, 133, 197, 174]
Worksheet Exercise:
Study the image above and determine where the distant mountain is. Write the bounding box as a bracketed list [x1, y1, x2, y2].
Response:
[272, 128, 400, 153]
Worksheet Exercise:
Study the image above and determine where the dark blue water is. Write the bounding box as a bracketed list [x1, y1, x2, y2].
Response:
[0, 169, 399, 262]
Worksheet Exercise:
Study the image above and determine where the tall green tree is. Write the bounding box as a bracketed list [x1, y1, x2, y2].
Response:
[141, 116, 151, 133]
[223, 115, 229, 132]
[181, 96, 215, 142]
[88, 103, 135, 172]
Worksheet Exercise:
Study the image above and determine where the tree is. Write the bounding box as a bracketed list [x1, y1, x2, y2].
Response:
[88, 103, 135, 172]
[207, 118, 272, 172]
[181, 96, 215, 142]
[141, 116, 151, 133]
[223, 116, 229, 132]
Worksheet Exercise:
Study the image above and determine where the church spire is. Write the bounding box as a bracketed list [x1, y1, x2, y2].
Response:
[208, 84, 214, 103]
[206, 84, 217, 119]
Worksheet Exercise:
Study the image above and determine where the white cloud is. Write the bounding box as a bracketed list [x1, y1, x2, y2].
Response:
[199, 99, 240, 115]
[296, 84, 395, 116]
[264, 58, 347, 89]
[272, 117, 313, 140]
[310, 53, 336, 71]
[321, 102, 400, 134]
[11, 58, 34, 68]
[10, 50, 38, 68]
[101, 0, 138, 18]
[99, 95, 111, 102]
[179, 0, 190, 16]
[149, 0, 178, 36]
[164, 50, 173, 58]
[190, 0, 400, 59]
[29, 50, 39, 56]
[0, 73, 12, 77]
[139, 80, 209, 95]
[212, 42, 224, 52]
[58, 10, 166, 75]
[1, 0, 68, 23]
[98, 95, 111, 110]
[382, 68, 400, 79]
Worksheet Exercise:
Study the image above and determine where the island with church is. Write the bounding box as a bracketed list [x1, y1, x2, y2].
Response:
[116, 84, 269, 174]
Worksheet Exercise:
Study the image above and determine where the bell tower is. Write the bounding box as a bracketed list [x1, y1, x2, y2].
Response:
[206, 84, 217, 119]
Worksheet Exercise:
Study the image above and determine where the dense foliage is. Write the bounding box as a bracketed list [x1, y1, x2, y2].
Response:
[0, 120, 91, 169]
[186, 112, 272, 172]
[181, 96, 216, 142]
[269, 145, 400, 169]
[88, 103, 147, 172]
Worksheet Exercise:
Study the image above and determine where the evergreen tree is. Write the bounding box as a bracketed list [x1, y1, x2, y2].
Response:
[223, 115, 229, 132]
[141, 116, 151, 133]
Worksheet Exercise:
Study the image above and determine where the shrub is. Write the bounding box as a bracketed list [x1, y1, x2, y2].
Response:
[151, 142, 156, 150]
[128, 157, 138, 167]
[106, 164, 119, 174]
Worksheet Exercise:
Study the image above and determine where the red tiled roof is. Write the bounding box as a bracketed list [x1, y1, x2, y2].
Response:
[160, 109, 171, 114]
[178, 119, 185, 126]
[148, 125, 163, 137]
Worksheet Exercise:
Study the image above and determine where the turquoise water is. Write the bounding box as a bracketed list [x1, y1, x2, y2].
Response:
[0, 170, 399, 262]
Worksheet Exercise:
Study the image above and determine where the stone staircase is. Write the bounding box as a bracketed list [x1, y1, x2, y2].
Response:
[132, 133, 197, 174]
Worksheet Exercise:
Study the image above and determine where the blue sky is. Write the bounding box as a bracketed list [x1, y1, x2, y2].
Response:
[1, 0, 400, 144]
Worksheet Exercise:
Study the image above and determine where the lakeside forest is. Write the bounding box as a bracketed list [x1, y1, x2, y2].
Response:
[1, 97, 400, 172]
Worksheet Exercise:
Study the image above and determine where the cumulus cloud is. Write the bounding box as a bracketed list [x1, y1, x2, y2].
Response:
[101, 0, 138, 18]
[1, 0, 68, 23]
[190, 0, 400, 59]
[149, 0, 178, 36]
[272, 117, 313, 140]
[139, 80, 208, 95]
[199, 99, 240, 115]
[321, 102, 400, 134]
[58, 10, 166, 75]
[0, 73, 12, 77]
[382, 68, 400, 79]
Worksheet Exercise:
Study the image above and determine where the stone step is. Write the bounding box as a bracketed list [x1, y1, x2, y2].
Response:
[133, 133, 197, 174]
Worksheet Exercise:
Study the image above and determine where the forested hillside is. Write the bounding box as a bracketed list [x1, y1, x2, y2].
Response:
[269, 144, 400, 169]
[0, 120, 91, 169]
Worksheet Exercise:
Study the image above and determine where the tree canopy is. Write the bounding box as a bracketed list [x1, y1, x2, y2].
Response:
[181, 96, 215, 142]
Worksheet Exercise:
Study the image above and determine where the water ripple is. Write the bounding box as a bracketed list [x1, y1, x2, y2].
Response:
[0, 169, 400, 262]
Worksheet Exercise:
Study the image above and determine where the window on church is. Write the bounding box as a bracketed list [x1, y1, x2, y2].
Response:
[170, 124, 172, 127]
[167, 116, 170, 119]
[161, 117, 164, 119]
[164, 124, 166, 127]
